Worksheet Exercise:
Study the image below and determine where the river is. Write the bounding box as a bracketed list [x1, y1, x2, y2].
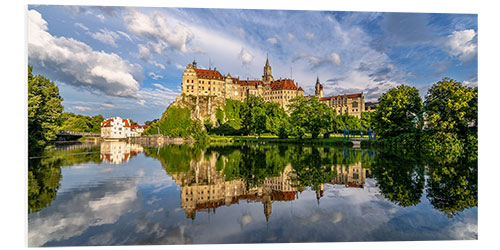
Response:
[27, 141, 477, 246]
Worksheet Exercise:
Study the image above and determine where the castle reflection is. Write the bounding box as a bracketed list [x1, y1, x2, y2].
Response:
[163, 148, 371, 220]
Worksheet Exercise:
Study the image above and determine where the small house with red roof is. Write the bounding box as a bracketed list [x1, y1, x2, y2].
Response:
[100, 117, 132, 140]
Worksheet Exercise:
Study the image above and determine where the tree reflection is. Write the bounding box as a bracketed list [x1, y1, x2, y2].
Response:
[289, 146, 337, 192]
[370, 151, 425, 207]
[28, 144, 101, 214]
[425, 157, 477, 217]
[28, 157, 62, 214]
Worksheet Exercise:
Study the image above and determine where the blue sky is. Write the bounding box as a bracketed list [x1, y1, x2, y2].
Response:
[27, 5, 477, 124]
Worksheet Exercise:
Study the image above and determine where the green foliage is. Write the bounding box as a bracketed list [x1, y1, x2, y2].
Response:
[372, 85, 423, 138]
[278, 118, 292, 139]
[421, 131, 465, 163]
[337, 113, 361, 132]
[424, 78, 477, 134]
[370, 151, 425, 207]
[264, 102, 288, 135]
[59, 113, 104, 132]
[189, 119, 209, 143]
[241, 95, 268, 135]
[28, 144, 101, 213]
[288, 96, 335, 139]
[289, 146, 337, 190]
[143, 105, 193, 137]
[28, 65, 64, 154]
[426, 157, 477, 217]
[211, 99, 243, 135]
[360, 112, 373, 130]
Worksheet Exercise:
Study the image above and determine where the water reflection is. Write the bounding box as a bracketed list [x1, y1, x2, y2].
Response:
[28, 142, 478, 245]
[145, 145, 382, 221]
[100, 141, 143, 164]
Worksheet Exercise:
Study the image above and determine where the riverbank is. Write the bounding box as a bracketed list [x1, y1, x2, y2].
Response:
[208, 135, 355, 147]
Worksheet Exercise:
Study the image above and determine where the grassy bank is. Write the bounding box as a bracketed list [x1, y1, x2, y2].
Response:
[209, 135, 354, 147]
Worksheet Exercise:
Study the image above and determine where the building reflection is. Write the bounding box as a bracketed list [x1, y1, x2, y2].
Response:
[169, 150, 297, 221]
[169, 150, 370, 221]
[100, 141, 143, 164]
[330, 162, 371, 188]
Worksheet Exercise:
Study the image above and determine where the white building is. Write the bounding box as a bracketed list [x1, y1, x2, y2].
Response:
[100, 141, 144, 164]
[100, 117, 132, 140]
[130, 124, 145, 137]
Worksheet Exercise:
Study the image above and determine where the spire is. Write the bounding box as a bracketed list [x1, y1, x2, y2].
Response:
[265, 53, 270, 67]
[192, 59, 197, 68]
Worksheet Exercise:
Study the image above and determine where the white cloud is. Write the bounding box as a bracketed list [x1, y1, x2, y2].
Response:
[96, 14, 105, 22]
[117, 30, 133, 42]
[152, 61, 166, 70]
[28, 180, 138, 247]
[28, 10, 142, 98]
[152, 83, 174, 92]
[331, 53, 341, 66]
[238, 48, 254, 66]
[138, 84, 180, 107]
[445, 29, 477, 64]
[136, 99, 146, 106]
[101, 103, 116, 108]
[90, 28, 119, 47]
[267, 37, 278, 44]
[148, 72, 163, 80]
[74, 22, 88, 31]
[288, 32, 295, 40]
[176, 64, 185, 69]
[306, 32, 315, 39]
[124, 9, 194, 57]
[293, 52, 341, 70]
[74, 106, 92, 112]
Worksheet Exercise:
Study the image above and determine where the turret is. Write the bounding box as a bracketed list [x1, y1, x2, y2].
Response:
[262, 54, 274, 83]
[315, 76, 323, 98]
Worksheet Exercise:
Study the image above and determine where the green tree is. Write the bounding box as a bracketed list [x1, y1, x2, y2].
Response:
[288, 96, 335, 139]
[28, 65, 64, 154]
[421, 78, 477, 160]
[424, 78, 477, 134]
[241, 95, 267, 135]
[264, 102, 288, 135]
[372, 85, 423, 138]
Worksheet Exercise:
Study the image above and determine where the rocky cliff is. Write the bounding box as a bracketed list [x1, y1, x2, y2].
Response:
[173, 94, 226, 125]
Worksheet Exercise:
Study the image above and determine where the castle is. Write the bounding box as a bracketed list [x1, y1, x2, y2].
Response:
[181, 57, 304, 111]
[181, 58, 373, 117]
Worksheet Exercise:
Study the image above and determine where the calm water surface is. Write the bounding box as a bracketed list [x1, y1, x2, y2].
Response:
[28, 141, 477, 246]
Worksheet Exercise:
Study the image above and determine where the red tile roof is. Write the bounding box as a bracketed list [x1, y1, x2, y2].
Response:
[194, 68, 224, 80]
[271, 79, 298, 90]
[101, 119, 112, 127]
[101, 117, 132, 128]
[320, 93, 363, 101]
[238, 80, 263, 86]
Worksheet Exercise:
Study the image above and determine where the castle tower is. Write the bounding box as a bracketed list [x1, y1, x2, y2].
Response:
[262, 55, 274, 83]
[315, 76, 323, 98]
[263, 197, 272, 222]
